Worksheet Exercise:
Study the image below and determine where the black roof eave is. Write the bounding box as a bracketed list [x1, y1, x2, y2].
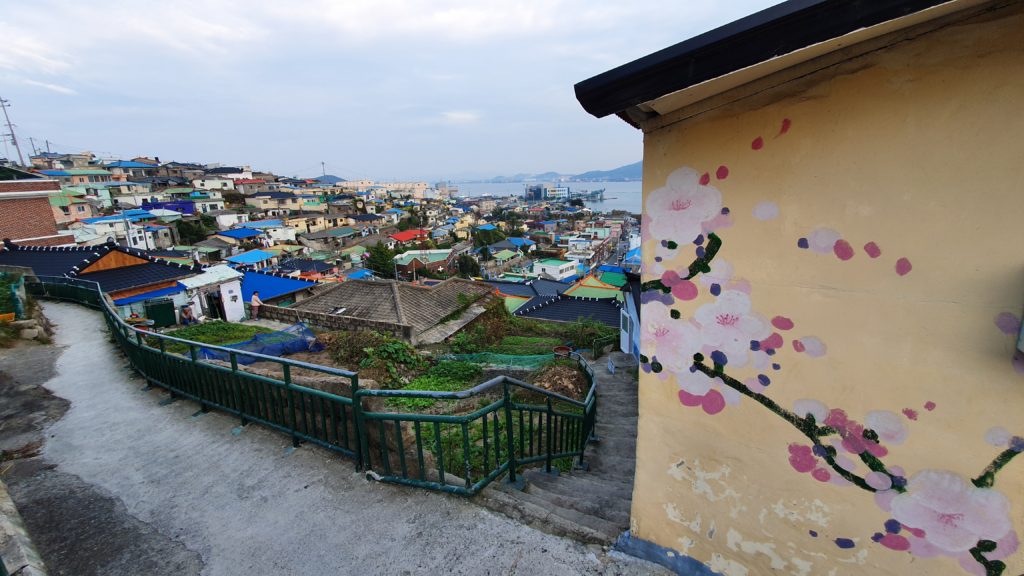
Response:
[574, 0, 955, 121]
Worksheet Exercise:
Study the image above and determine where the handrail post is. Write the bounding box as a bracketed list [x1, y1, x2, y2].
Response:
[284, 364, 298, 447]
[352, 375, 367, 471]
[545, 397, 553, 474]
[502, 379, 518, 485]
[230, 352, 247, 425]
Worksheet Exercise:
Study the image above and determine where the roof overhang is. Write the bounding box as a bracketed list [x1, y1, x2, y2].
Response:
[574, 0, 989, 128]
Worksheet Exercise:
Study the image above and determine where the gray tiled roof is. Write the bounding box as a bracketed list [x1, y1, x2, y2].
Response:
[293, 278, 494, 334]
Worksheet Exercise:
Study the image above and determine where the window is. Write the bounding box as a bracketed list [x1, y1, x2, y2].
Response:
[76, 205, 86, 213]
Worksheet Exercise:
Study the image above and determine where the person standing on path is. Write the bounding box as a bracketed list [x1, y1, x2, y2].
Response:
[250, 291, 262, 320]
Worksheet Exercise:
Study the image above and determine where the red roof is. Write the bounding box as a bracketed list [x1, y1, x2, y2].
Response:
[388, 229, 429, 242]
[233, 179, 266, 184]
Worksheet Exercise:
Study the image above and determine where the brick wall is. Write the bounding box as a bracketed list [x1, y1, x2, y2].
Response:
[0, 197, 61, 241]
[260, 304, 414, 341]
[0, 181, 59, 194]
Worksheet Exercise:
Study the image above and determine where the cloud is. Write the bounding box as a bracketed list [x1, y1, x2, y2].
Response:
[437, 111, 481, 125]
[22, 79, 76, 95]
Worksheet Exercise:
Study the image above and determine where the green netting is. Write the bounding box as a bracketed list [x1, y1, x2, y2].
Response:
[440, 352, 555, 369]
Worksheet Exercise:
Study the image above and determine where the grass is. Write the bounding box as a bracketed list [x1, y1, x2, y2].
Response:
[385, 362, 484, 411]
[157, 321, 275, 354]
[484, 335, 564, 356]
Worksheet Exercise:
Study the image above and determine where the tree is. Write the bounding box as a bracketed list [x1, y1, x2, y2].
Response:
[480, 246, 492, 261]
[457, 254, 481, 278]
[366, 241, 396, 278]
[473, 228, 505, 248]
[176, 219, 210, 245]
[569, 198, 585, 207]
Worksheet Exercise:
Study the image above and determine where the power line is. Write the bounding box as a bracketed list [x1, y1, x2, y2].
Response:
[0, 96, 25, 166]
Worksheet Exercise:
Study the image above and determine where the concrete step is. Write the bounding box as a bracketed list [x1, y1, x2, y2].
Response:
[524, 481, 631, 527]
[585, 453, 636, 477]
[524, 468, 635, 495]
[489, 481, 624, 544]
[475, 486, 617, 545]
[594, 422, 637, 439]
[523, 471, 634, 514]
[588, 435, 637, 455]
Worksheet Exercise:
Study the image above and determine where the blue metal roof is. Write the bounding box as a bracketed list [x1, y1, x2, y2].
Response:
[217, 228, 264, 239]
[477, 224, 497, 231]
[225, 249, 275, 264]
[244, 219, 284, 228]
[241, 271, 316, 301]
[39, 169, 70, 176]
[105, 161, 154, 169]
[112, 282, 185, 305]
[82, 210, 156, 224]
[342, 268, 374, 280]
[507, 237, 535, 247]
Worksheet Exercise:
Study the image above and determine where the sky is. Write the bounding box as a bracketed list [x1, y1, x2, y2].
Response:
[0, 0, 778, 181]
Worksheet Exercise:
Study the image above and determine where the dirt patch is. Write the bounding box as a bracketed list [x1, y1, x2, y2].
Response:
[531, 364, 588, 400]
[0, 340, 67, 456]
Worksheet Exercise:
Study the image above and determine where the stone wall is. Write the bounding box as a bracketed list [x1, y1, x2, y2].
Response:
[259, 304, 413, 341]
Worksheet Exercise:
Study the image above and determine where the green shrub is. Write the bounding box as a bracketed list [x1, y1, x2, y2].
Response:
[425, 361, 482, 382]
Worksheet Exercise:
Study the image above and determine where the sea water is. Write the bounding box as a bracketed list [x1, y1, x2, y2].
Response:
[454, 180, 642, 214]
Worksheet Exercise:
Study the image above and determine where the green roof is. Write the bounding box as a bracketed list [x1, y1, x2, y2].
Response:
[393, 249, 451, 266]
[597, 271, 627, 287]
[504, 296, 530, 313]
[340, 245, 367, 255]
[493, 249, 517, 261]
[49, 187, 89, 207]
[539, 258, 573, 266]
[308, 250, 335, 260]
[164, 187, 195, 194]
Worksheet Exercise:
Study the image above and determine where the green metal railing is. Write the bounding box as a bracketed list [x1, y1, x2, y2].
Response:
[27, 275, 599, 496]
[356, 355, 597, 495]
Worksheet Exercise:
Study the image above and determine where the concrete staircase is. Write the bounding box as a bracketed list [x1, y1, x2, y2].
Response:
[477, 352, 639, 545]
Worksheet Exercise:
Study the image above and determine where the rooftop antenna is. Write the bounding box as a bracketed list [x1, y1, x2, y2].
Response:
[0, 97, 26, 166]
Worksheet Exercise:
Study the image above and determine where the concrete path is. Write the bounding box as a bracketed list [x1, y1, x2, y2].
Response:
[0, 302, 665, 576]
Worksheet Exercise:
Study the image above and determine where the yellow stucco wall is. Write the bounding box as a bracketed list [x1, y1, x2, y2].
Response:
[634, 5, 1024, 575]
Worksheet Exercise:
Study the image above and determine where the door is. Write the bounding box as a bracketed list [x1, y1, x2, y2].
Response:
[205, 291, 225, 320]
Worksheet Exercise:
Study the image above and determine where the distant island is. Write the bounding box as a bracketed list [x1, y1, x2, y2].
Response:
[481, 161, 641, 183]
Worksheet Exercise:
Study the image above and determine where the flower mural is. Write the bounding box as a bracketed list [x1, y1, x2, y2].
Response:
[645, 167, 722, 244]
[641, 160, 1021, 575]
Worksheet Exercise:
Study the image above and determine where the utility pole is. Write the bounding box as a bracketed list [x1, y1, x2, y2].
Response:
[45, 139, 51, 153]
[0, 97, 26, 166]
[321, 161, 326, 178]
[28, 137, 38, 156]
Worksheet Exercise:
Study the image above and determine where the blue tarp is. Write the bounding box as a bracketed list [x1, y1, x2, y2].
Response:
[624, 247, 641, 265]
[598, 264, 626, 273]
[112, 283, 185, 305]
[226, 249, 276, 265]
[197, 322, 323, 365]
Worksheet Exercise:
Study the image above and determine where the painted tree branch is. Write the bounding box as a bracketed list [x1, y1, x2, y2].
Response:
[692, 357, 906, 493]
[641, 233, 723, 293]
[973, 448, 1021, 489]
